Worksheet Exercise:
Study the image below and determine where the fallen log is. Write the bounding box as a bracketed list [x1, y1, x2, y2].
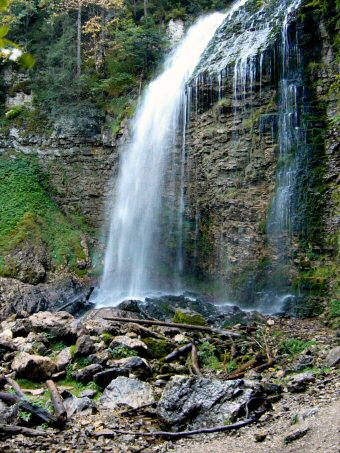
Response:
[164, 343, 193, 362]
[104, 414, 263, 439]
[5, 377, 26, 399]
[101, 316, 241, 337]
[0, 391, 59, 425]
[225, 358, 257, 380]
[0, 424, 49, 437]
[191, 344, 201, 376]
[46, 380, 67, 425]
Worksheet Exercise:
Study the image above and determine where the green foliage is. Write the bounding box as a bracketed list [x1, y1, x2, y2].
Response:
[5, 105, 23, 119]
[143, 337, 171, 358]
[49, 341, 66, 352]
[16, 378, 45, 390]
[108, 345, 136, 359]
[173, 309, 207, 326]
[101, 331, 114, 346]
[75, 357, 92, 368]
[280, 338, 316, 356]
[329, 299, 340, 318]
[198, 341, 221, 370]
[18, 410, 32, 423]
[58, 377, 102, 398]
[0, 157, 88, 276]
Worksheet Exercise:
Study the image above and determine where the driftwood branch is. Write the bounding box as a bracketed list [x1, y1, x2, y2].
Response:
[191, 343, 201, 376]
[101, 316, 241, 337]
[0, 424, 49, 437]
[164, 343, 193, 362]
[46, 380, 67, 424]
[225, 358, 257, 380]
[5, 377, 26, 399]
[104, 415, 260, 439]
[0, 391, 58, 425]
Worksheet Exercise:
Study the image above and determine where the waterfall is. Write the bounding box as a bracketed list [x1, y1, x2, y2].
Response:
[95, 9, 232, 306]
[95, 0, 309, 311]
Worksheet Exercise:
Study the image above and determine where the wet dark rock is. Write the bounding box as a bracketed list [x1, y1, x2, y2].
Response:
[73, 364, 103, 383]
[157, 376, 266, 430]
[75, 335, 96, 357]
[0, 277, 92, 320]
[11, 320, 29, 338]
[117, 299, 142, 314]
[79, 389, 97, 399]
[109, 356, 151, 380]
[293, 353, 315, 371]
[287, 372, 315, 393]
[93, 367, 128, 388]
[100, 377, 155, 410]
[260, 382, 283, 395]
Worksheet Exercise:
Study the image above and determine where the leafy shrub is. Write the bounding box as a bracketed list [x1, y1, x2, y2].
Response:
[198, 342, 221, 370]
[280, 338, 316, 356]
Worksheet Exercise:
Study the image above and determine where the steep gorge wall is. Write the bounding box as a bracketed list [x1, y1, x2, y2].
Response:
[182, 10, 339, 314]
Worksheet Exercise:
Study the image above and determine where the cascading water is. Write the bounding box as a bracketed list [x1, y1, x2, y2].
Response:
[95, 0, 311, 312]
[95, 9, 232, 306]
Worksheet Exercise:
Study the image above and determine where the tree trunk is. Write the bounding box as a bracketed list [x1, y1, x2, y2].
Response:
[143, 0, 147, 17]
[76, 0, 82, 77]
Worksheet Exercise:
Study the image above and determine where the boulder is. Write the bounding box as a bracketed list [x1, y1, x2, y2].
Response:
[56, 347, 72, 371]
[93, 368, 128, 388]
[157, 376, 265, 430]
[64, 396, 96, 417]
[12, 352, 57, 381]
[108, 356, 151, 380]
[100, 377, 155, 410]
[75, 335, 95, 357]
[287, 372, 315, 393]
[325, 346, 340, 368]
[27, 311, 76, 340]
[109, 336, 147, 356]
[73, 364, 103, 383]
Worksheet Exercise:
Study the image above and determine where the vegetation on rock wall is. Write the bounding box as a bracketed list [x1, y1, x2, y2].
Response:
[0, 157, 88, 280]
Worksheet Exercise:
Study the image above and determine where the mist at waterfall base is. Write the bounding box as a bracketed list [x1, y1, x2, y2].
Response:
[93, 0, 306, 315]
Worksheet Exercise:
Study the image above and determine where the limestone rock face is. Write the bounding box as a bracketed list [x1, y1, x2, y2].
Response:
[0, 277, 91, 320]
[11, 352, 56, 381]
[157, 376, 264, 430]
[99, 377, 155, 410]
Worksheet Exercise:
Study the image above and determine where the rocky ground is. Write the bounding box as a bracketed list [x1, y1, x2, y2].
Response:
[0, 295, 338, 452]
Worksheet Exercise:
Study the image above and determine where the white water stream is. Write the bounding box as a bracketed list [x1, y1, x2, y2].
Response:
[95, 8, 243, 306]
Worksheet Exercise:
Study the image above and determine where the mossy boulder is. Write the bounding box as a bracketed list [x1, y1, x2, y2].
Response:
[143, 338, 172, 359]
[173, 308, 207, 326]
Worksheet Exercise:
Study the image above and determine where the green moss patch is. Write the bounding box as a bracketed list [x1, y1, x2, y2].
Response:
[173, 309, 207, 326]
[0, 157, 88, 276]
[143, 338, 171, 359]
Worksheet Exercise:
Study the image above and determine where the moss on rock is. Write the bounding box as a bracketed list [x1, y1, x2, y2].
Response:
[173, 309, 207, 326]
